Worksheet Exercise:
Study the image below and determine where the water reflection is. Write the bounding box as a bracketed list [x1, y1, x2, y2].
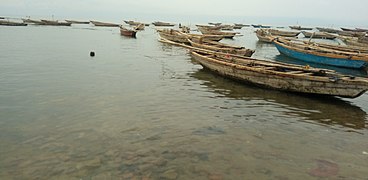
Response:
[190, 68, 367, 130]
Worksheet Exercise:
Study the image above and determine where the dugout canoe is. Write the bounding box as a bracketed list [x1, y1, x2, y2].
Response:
[191, 50, 368, 98]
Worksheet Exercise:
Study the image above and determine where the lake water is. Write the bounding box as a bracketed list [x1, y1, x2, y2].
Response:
[0, 25, 368, 179]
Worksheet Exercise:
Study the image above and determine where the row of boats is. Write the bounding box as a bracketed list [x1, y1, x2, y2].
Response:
[150, 24, 368, 98]
[254, 27, 368, 70]
[0, 18, 179, 27]
[4, 17, 368, 98]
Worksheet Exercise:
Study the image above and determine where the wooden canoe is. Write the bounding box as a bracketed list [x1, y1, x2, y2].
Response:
[268, 29, 300, 37]
[338, 30, 366, 37]
[302, 31, 337, 39]
[124, 20, 149, 26]
[152, 21, 175, 26]
[273, 38, 368, 69]
[341, 27, 363, 32]
[0, 20, 27, 26]
[65, 20, 90, 24]
[90, 20, 120, 27]
[289, 26, 313, 30]
[255, 29, 276, 43]
[196, 24, 222, 31]
[316, 27, 341, 34]
[22, 18, 45, 25]
[157, 29, 189, 43]
[303, 41, 368, 54]
[120, 27, 137, 38]
[189, 34, 224, 42]
[198, 27, 237, 38]
[187, 39, 254, 57]
[41, 20, 72, 26]
[342, 38, 368, 47]
[191, 50, 368, 98]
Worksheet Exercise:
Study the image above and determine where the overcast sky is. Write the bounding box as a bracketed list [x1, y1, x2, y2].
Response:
[1, 0, 367, 26]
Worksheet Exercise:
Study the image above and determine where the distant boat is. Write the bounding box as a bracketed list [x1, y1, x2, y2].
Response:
[120, 27, 137, 38]
[273, 38, 368, 69]
[187, 38, 254, 57]
[301, 31, 337, 39]
[90, 20, 120, 27]
[316, 27, 340, 34]
[208, 22, 222, 26]
[337, 31, 366, 37]
[124, 20, 149, 26]
[341, 27, 360, 32]
[340, 37, 368, 47]
[251, 24, 262, 28]
[152, 21, 175, 26]
[255, 29, 276, 43]
[289, 25, 313, 30]
[233, 23, 249, 29]
[196, 24, 222, 31]
[22, 18, 44, 25]
[65, 20, 90, 24]
[198, 27, 237, 38]
[0, 20, 27, 26]
[268, 29, 301, 37]
[41, 19, 72, 26]
[190, 50, 368, 98]
[158, 29, 189, 43]
[355, 28, 368, 32]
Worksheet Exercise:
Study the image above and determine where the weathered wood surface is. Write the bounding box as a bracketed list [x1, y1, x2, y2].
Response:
[188, 39, 254, 57]
[191, 51, 368, 98]
[302, 31, 337, 39]
[120, 27, 137, 38]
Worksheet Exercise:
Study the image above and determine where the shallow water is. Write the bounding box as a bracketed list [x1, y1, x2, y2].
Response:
[0, 25, 368, 179]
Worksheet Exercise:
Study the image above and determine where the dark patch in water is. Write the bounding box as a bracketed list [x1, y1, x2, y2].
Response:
[192, 126, 225, 136]
[308, 159, 339, 177]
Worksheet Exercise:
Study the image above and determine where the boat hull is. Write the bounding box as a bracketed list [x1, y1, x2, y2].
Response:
[191, 52, 368, 98]
[273, 42, 367, 69]
[120, 28, 137, 38]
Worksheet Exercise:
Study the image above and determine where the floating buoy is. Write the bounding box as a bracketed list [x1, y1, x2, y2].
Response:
[90, 51, 95, 57]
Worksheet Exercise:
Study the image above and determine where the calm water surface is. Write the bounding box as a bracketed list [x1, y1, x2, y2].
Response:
[0, 25, 368, 179]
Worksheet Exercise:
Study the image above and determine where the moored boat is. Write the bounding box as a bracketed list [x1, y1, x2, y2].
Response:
[90, 20, 120, 27]
[289, 25, 313, 30]
[157, 29, 189, 43]
[120, 27, 137, 38]
[340, 27, 365, 32]
[187, 39, 255, 57]
[188, 34, 224, 42]
[65, 20, 90, 24]
[41, 19, 72, 26]
[255, 29, 276, 43]
[152, 21, 175, 26]
[268, 29, 300, 37]
[316, 27, 340, 33]
[22, 18, 44, 25]
[0, 20, 27, 26]
[301, 31, 337, 39]
[273, 38, 368, 69]
[356, 28, 368, 32]
[340, 37, 368, 47]
[338, 30, 366, 37]
[190, 50, 368, 98]
[196, 24, 222, 31]
[198, 27, 237, 38]
[124, 20, 149, 26]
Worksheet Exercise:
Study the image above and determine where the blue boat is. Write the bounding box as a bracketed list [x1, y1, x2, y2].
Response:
[273, 38, 368, 69]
